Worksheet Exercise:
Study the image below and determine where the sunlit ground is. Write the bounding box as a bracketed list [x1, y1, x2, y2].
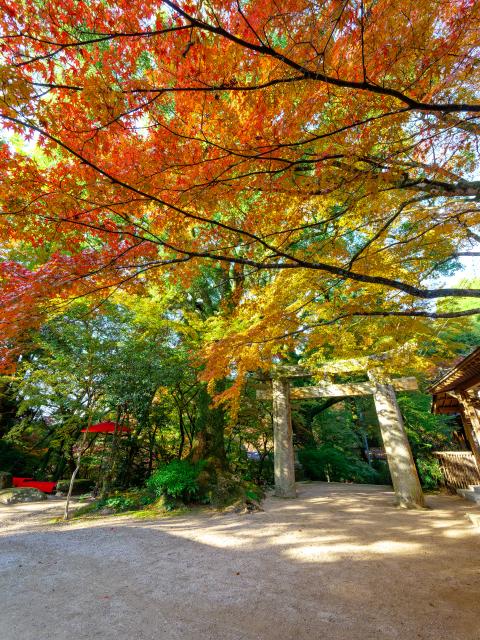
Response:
[1, 482, 479, 640]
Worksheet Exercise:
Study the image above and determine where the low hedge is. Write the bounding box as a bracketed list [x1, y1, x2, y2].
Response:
[56, 478, 95, 494]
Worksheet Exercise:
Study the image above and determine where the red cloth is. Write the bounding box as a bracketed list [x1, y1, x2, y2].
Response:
[80, 421, 130, 433]
[12, 477, 57, 493]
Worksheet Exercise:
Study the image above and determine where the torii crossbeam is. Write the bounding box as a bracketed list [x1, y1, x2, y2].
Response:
[256, 359, 425, 509]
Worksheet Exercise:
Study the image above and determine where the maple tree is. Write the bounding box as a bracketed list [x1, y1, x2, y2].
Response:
[0, 0, 479, 386]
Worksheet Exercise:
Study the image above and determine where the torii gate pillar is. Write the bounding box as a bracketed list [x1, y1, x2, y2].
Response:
[272, 378, 296, 498]
[368, 371, 425, 508]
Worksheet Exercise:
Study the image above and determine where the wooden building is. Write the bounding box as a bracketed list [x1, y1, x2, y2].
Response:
[430, 347, 480, 471]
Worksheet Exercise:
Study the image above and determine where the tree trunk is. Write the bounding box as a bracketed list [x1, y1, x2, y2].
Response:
[101, 406, 124, 497]
[190, 385, 227, 470]
[64, 426, 90, 520]
[178, 407, 186, 459]
[49, 439, 67, 480]
[147, 426, 158, 477]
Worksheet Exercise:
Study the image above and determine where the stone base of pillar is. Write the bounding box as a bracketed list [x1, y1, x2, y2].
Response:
[394, 493, 425, 509]
[274, 485, 297, 499]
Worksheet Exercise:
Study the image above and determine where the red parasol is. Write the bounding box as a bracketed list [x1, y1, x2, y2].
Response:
[81, 421, 130, 433]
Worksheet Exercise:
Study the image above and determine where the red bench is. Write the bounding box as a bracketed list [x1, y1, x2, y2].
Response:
[12, 477, 57, 494]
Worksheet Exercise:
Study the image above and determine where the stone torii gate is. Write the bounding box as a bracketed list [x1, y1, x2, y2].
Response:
[257, 358, 425, 509]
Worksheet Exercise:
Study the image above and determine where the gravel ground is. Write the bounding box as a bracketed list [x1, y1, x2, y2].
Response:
[0, 496, 82, 533]
[1, 482, 479, 640]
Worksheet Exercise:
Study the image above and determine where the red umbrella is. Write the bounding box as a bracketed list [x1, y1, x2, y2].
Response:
[81, 421, 130, 433]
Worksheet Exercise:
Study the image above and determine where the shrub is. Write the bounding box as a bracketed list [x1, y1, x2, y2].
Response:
[416, 456, 444, 490]
[298, 445, 379, 484]
[147, 460, 206, 505]
[97, 491, 154, 512]
[74, 488, 156, 517]
[244, 482, 263, 503]
[100, 494, 137, 511]
[56, 478, 95, 494]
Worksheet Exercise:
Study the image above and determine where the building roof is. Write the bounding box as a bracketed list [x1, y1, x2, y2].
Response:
[430, 347, 480, 414]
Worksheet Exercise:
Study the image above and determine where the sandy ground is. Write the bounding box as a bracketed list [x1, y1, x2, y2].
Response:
[1, 483, 480, 640]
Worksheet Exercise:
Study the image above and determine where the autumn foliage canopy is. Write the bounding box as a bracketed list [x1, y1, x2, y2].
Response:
[0, 0, 479, 393]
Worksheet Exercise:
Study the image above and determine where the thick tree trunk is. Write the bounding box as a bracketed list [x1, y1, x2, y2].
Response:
[190, 386, 227, 470]
[122, 437, 140, 486]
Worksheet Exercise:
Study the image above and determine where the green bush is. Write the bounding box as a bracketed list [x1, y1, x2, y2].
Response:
[416, 456, 444, 490]
[74, 488, 156, 516]
[99, 495, 138, 511]
[98, 491, 153, 511]
[147, 460, 206, 505]
[298, 446, 379, 484]
[56, 478, 95, 494]
[244, 482, 263, 503]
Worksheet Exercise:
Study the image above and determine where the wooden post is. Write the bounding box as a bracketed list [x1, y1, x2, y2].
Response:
[272, 378, 296, 498]
[367, 371, 425, 508]
[456, 393, 480, 471]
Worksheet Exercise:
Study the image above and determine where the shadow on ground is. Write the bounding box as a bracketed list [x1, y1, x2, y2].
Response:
[1, 482, 479, 640]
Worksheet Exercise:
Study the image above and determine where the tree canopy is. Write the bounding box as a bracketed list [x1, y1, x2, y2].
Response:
[0, 0, 479, 388]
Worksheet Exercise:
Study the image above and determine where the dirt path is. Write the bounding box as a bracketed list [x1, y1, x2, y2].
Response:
[0, 496, 82, 534]
[1, 483, 479, 640]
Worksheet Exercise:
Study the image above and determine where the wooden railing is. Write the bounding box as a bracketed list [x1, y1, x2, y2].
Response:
[433, 451, 480, 489]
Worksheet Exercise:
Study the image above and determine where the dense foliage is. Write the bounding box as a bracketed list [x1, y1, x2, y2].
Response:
[299, 446, 379, 484]
[147, 460, 206, 505]
[0, 0, 479, 390]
